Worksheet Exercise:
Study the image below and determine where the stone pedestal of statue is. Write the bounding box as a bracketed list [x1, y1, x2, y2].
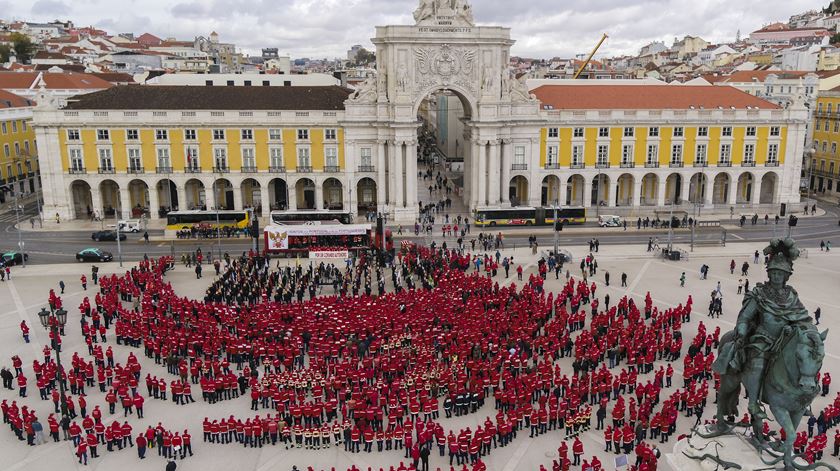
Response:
[667, 426, 809, 471]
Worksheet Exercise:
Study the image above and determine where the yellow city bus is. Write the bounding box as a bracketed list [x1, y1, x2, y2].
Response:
[473, 207, 586, 227]
[165, 209, 252, 231]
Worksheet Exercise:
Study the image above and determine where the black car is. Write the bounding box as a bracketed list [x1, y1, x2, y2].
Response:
[91, 231, 126, 242]
[76, 248, 113, 262]
[1, 251, 28, 266]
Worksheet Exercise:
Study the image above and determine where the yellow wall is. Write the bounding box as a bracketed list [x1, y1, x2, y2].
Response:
[0, 116, 38, 180]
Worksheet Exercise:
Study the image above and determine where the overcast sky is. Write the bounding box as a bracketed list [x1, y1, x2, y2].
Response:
[9, 0, 826, 59]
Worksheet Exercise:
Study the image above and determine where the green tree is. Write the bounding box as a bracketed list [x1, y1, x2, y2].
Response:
[0, 44, 10, 64]
[354, 48, 376, 66]
[10, 33, 35, 64]
[832, 33, 840, 45]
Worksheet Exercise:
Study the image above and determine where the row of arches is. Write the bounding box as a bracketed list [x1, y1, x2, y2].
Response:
[68, 177, 380, 220]
[506, 172, 778, 208]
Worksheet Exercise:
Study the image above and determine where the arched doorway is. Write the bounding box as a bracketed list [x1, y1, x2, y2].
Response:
[213, 178, 234, 210]
[737, 173, 754, 204]
[268, 178, 289, 211]
[712, 173, 730, 205]
[509, 175, 528, 207]
[592, 174, 610, 207]
[356, 177, 377, 216]
[127, 179, 149, 218]
[295, 178, 316, 210]
[241, 178, 261, 212]
[70, 180, 92, 219]
[616, 174, 634, 206]
[665, 173, 682, 205]
[640, 174, 658, 206]
[688, 173, 707, 204]
[759, 172, 777, 204]
[541, 175, 560, 206]
[183, 179, 204, 210]
[99, 180, 120, 219]
[566, 175, 585, 206]
[323, 178, 344, 210]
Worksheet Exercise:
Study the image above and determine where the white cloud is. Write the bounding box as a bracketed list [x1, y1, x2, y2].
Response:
[9, 0, 823, 58]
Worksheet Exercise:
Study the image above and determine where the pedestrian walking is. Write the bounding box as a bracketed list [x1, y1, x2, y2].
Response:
[815, 307, 822, 326]
[59, 280, 65, 294]
[143, 231, 149, 244]
[621, 272, 627, 287]
[680, 272, 686, 287]
[80, 274, 87, 291]
[737, 279, 743, 295]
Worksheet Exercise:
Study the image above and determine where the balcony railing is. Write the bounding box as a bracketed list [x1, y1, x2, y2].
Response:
[268, 166, 286, 173]
[765, 161, 780, 167]
[185, 167, 202, 173]
[213, 166, 230, 173]
[570, 162, 585, 169]
[511, 163, 528, 171]
[620, 162, 635, 168]
[323, 165, 340, 173]
[127, 166, 144, 174]
[645, 162, 660, 168]
[296, 166, 313, 173]
[669, 162, 684, 168]
[69, 167, 86, 174]
[595, 162, 610, 169]
[241, 166, 258, 173]
[693, 161, 708, 168]
[718, 161, 732, 167]
[741, 161, 756, 167]
[98, 168, 115, 174]
[544, 162, 560, 170]
[156, 166, 173, 174]
[357, 165, 375, 173]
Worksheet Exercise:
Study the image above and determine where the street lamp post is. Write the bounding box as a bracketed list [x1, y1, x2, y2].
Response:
[37, 308, 69, 419]
[11, 182, 25, 268]
[553, 199, 560, 258]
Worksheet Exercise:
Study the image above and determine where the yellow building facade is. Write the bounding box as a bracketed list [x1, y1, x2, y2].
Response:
[0, 91, 39, 203]
[811, 89, 840, 194]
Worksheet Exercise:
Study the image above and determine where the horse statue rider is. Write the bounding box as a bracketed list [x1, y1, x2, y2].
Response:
[705, 238, 832, 471]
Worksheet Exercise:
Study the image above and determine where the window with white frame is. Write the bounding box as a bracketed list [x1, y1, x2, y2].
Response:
[214, 148, 227, 169]
[98, 148, 113, 170]
[128, 148, 142, 170]
[13, 142, 19, 156]
[835, 121, 839, 133]
[833, 143, 838, 155]
[242, 147, 256, 168]
[819, 102, 824, 113]
[297, 129, 309, 141]
[269, 147, 283, 168]
[241, 129, 253, 141]
[823, 141, 828, 153]
[825, 120, 830, 132]
[598, 127, 609, 138]
[324, 128, 337, 141]
[768, 144, 779, 163]
[548, 127, 559, 138]
[648, 127, 659, 137]
[673, 127, 684, 138]
[184, 129, 197, 141]
[622, 144, 633, 164]
[573, 127, 584, 138]
[325, 147, 338, 168]
[695, 144, 707, 164]
[23, 141, 29, 155]
[670, 144, 683, 164]
[744, 144, 755, 163]
[646, 144, 658, 164]
[571, 145, 583, 166]
[360, 147, 372, 168]
[97, 129, 110, 141]
[212, 129, 225, 140]
[156, 147, 170, 168]
[126, 129, 139, 141]
[268, 128, 282, 141]
[514, 146, 526, 165]
[722, 126, 732, 137]
[155, 129, 168, 141]
[547, 145, 558, 165]
[11, 121, 17, 133]
[597, 144, 609, 165]
[185, 146, 199, 170]
[2, 144, 7, 157]
[770, 126, 781, 137]
[70, 148, 84, 171]
[67, 129, 80, 141]
[697, 127, 708, 137]
[20, 121, 26, 131]
[623, 127, 634, 137]
[746, 126, 756, 137]
[1, 122, 7, 134]
[720, 144, 731, 163]
[297, 147, 311, 168]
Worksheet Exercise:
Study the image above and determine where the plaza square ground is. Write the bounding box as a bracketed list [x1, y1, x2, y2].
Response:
[0, 241, 839, 471]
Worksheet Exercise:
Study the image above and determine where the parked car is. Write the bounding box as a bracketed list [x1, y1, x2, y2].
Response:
[76, 248, 113, 263]
[598, 215, 623, 227]
[1, 251, 28, 265]
[117, 220, 142, 233]
[91, 230, 126, 242]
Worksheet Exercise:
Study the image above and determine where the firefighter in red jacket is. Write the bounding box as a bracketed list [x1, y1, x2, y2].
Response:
[572, 436, 584, 466]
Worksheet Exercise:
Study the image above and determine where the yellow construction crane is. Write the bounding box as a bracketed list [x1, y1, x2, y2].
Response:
[573, 33, 609, 80]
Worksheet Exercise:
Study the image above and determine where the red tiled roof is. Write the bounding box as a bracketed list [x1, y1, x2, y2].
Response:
[0, 72, 114, 90]
[0, 89, 34, 108]
[532, 84, 779, 110]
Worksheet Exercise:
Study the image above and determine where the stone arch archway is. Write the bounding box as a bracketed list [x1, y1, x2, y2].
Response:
[592, 174, 610, 207]
[541, 175, 561, 206]
[509, 175, 528, 207]
[268, 178, 289, 211]
[99, 180, 120, 219]
[566, 175, 585, 206]
[760, 172, 778, 204]
[295, 178, 316, 210]
[737, 172, 754, 204]
[213, 178, 234, 210]
[356, 177, 377, 216]
[183, 179, 203, 210]
[640, 173, 658, 206]
[70, 180, 92, 219]
[617, 174, 634, 206]
[688, 173, 708, 204]
[665, 173, 683, 205]
[713, 173, 730, 205]
[323, 178, 344, 210]
[241, 178, 261, 211]
[127, 179, 149, 218]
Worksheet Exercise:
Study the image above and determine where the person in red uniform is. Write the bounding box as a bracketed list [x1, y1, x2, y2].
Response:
[572, 436, 584, 466]
[136, 433, 147, 459]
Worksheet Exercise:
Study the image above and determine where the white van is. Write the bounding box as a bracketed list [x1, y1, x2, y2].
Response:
[117, 220, 142, 233]
[598, 215, 622, 227]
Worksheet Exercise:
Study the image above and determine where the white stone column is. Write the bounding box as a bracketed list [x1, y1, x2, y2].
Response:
[557, 178, 567, 207]
[377, 140, 386, 211]
[500, 140, 511, 205]
[119, 187, 131, 220]
[175, 180, 186, 211]
[728, 175, 739, 206]
[679, 174, 690, 206]
[471, 140, 481, 208]
[405, 141, 418, 212]
[260, 187, 271, 218]
[583, 178, 593, 208]
[477, 141, 487, 207]
[393, 141, 404, 208]
[148, 184, 160, 219]
[206, 182, 217, 210]
[528, 138, 541, 207]
[607, 178, 617, 207]
[344, 177, 353, 214]
[632, 179, 642, 208]
[314, 181, 324, 210]
[488, 141, 500, 206]
[90, 185, 103, 218]
[703, 174, 714, 207]
[287, 180, 298, 210]
[657, 179, 667, 207]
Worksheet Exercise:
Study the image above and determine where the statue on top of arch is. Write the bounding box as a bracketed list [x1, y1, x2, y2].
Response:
[414, 0, 474, 27]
